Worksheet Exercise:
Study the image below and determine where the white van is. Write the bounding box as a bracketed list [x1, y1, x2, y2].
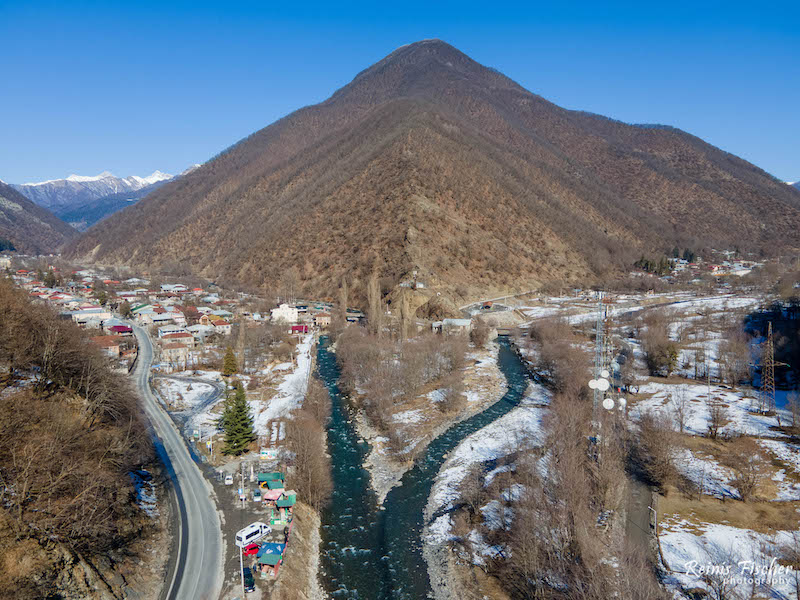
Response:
[235, 522, 271, 548]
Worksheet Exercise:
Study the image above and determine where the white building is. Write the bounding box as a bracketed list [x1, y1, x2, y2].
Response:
[271, 303, 299, 324]
[158, 324, 189, 338]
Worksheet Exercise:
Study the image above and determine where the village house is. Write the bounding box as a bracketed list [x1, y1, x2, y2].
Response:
[270, 303, 298, 324]
[186, 324, 214, 342]
[69, 307, 112, 328]
[90, 335, 123, 358]
[162, 331, 196, 348]
[441, 318, 472, 335]
[256, 543, 287, 578]
[161, 343, 190, 369]
[158, 324, 188, 338]
[211, 319, 232, 335]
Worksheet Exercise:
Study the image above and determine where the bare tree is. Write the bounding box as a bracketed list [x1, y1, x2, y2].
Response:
[670, 385, 689, 433]
[338, 277, 349, 327]
[780, 531, 800, 600]
[286, 414, 332, 510]
[459, 464, 487, 522]
[789, 392, 800, 433]
[707, 399, 728, 440]
[367, 271, 382, 337]
[469, 319, 490, 349]
[279, 265, 300, 304]
[399, 290, 411, 341]
[723, 438, 765, 502]
[719, 326, 752, 389]
[635, 410, 677, 488]
[701, 543, 740, 600]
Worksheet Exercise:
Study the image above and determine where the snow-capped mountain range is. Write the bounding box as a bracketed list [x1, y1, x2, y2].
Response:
[12, 170, 175, 213]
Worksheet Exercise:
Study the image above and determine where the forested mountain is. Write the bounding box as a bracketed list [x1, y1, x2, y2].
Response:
[66, 40, 800, 297]
[0, 181, 76, 254]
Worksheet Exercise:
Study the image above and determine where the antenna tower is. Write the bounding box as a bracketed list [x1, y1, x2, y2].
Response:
[761, 321, 776, 413]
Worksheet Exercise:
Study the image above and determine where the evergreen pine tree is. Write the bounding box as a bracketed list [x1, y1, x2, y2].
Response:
[221, 382, 255, 456]
[222, 346, 238, 376]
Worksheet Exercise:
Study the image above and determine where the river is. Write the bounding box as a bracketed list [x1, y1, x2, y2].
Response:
[317, 335, 530, 599]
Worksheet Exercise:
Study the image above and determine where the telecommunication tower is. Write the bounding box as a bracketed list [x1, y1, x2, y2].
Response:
[761, 321, 776, 413]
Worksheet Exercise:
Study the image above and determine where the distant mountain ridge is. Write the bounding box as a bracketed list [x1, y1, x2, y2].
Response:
[67, 40, 800, 297]
[12, 166, 201, 229]
[12, 170, 173, 215]
[0, 181, 76, 254]
[58, 165, 201, 231]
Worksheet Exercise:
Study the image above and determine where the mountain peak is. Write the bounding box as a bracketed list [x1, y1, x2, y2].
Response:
[66, 171, 115, 182]
[332, 39, 523, 106]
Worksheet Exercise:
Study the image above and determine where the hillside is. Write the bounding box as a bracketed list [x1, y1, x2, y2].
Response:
[0, 181, 76, 254]
[67, 40, 800, 299]
[0, 280, 155, 598]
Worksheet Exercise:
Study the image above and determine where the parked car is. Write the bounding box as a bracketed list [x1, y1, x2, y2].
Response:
[243, 543, 260, 556]
[253, 489, 262, 502]
[243, 567, 255, 592]
[224, 474, 233, 485]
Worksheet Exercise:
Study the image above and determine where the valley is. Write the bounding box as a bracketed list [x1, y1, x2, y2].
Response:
[2, 14, 799, 600]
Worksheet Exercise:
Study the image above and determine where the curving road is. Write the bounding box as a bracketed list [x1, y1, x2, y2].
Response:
[132, 325, 223, 600]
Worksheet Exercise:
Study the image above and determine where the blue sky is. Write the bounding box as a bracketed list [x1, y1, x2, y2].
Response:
[1, 1, 798, 183]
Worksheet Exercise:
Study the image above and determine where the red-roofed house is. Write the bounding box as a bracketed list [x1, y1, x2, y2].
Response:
[90, 336, 123, 357]
[109, 325, 133, 336]
[211, 319, 231, 335]
[162, 331, 195, 348]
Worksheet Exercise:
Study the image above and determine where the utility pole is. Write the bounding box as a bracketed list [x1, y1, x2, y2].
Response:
[239, 545, 245, 597]
[240, 461, 246, 509]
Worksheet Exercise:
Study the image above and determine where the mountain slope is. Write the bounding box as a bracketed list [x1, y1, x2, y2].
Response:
[793, 182, 800, 191]
[13, 171, 173, 215]
[0, 182, 77, 254]
[67, 40, 800, 296]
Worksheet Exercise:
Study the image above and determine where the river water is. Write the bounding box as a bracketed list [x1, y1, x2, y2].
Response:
[317, 336, 530, 599]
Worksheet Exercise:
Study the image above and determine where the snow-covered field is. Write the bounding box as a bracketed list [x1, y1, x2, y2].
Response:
[758, 440, 800, 501]
[673, 448, 738, 499]
[155, 378, 215, 409]
[182, 333, 315, 437]
[252, 333, 314, 432]
[660, 516, 800, 599]
[426, 382, 550, 545]
[631, 381, 784, 438]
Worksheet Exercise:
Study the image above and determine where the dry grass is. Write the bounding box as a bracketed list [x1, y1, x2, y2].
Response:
[658, 486, 800, 534]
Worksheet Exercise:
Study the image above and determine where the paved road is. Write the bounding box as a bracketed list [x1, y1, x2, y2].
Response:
[132, 325, 223, 600]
